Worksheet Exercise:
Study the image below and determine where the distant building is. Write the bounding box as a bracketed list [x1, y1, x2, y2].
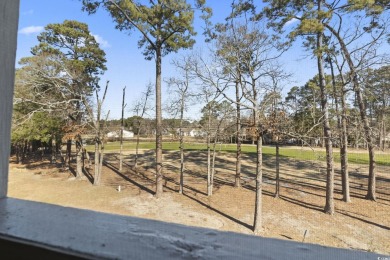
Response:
[107, 130, 134, 139]
[123, 130, 134, 138]
[176, 128, 206, 137]
[107, 131, 118, 138]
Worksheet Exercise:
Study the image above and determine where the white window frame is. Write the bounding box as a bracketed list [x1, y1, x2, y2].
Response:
[0, 1, 383, 258]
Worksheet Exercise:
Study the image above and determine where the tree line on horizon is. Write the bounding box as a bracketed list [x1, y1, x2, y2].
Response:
[11, 0, 389, 234]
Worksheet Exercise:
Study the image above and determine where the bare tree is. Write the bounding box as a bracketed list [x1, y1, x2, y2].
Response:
[82, 0, 211, 198]
[261, 68, 290, 198]
[213, 21, 248, 188]
[166, 56, 195, 194]
[199, 91, 220, 197]
[209, 100, 235, 196]
[325, 15, 389, 201]
[191, 22, 284, 233]
[83, 81, 110, 185]
[328, 54, 351, 203]
[133, 83, 153, 169]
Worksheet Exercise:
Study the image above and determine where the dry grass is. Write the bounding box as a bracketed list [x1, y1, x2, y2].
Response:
[8, 149, 390, 254]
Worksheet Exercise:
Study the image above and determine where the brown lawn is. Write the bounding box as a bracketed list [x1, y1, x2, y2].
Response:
[8, 149, 390, 254]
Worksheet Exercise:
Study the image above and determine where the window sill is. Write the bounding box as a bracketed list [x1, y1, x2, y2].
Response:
[0, 198, 383, 259]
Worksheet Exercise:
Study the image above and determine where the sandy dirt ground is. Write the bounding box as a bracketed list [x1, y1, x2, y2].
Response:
[8, 149, 390, 254]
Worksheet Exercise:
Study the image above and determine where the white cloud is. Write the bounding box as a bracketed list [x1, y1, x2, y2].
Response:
[92, 34, 111, 48]
[19, 26, 44, 35]
[284, 18, 299, 27]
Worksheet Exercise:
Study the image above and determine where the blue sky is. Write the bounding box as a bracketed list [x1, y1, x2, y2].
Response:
[17, 0, 317, 120]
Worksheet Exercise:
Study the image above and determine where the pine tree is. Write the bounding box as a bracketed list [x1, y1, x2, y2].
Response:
[81, 0, 211, 197]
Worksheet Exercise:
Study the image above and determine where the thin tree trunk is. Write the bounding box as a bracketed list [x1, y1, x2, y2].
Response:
[339, 76, 351, 203]
[274, 136, 280, 198]
[98, 143, 104, 184]
[155, 47, 163, 197]
[119, 87, 126, 172]
[207, 110, 212, 197]
[66, 139, 72, 168]
[94, 140, 99, 185]
[329, 58, 350, 202]
[325, 24, 376, 201]
[179, 98, 185, 194]
[133, 85, 152, 169]
[235, 79, 242, 188]
[253, 81, 263, 234]
[135, 129, 140, 169]
[380, 119, 385, 151]
[210, 133, 219, 197]
[317, 25, 334, 214]
[76, 135, 83, 178]
[383, 122, 387, 150]
[253, 129, 263, 234]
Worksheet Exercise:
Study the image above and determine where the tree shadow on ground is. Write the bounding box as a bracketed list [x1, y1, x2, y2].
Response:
[280, 195, 324, 212]
[93, 149, 390, 233]
[182, 166, 235, 189]
[106, 151, 156, 168]
[19, 157, 63, 171]
[68, 167, 77, 177]
[337, 210, 390, 231]
[104, 160, 154, 195]
[163, 164, 208, 196]
[182, 191, 253, 231]
[82, 167, 94, 184]
[130, 149, 390, 211]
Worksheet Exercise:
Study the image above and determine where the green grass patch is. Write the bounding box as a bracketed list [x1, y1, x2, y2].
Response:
[87, 141, 390, 166]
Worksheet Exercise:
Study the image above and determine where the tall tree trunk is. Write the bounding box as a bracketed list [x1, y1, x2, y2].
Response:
[379, 118, 385, 151]
[383, 122, 387, 150]
[235, 79, 242, 188]
[340, 85, 351, 202]
[210, 131, 219, 197]
[94, 140, 100, 185]
[207, 110, 212, 197]
[329, 58, 350, 202]
[253, 128, 263, 234]
[317, 27, 334, 214]
[94, 104, 101, 185]
[98, 143, 104, 184]
[340, 107, 350, 203]
[155, 47, 163, 197]
[253, 81, 263, 233]
[325, 24, 376, 201]
[274, 136, 280, 198]
[135, 126, 141, 169]
[119, 87, 126, 172]
[179, 98, 185, 194]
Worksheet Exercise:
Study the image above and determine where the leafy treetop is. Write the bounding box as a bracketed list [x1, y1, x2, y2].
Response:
[32, 20, 107, 90]
[81, 0, 212, 60]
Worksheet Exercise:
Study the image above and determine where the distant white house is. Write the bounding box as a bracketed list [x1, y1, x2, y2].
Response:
[176, 128, 206, 137]
[107, 130, 134, 139]
[123, 130, 134, 138]
[107, 131, 118, 138]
